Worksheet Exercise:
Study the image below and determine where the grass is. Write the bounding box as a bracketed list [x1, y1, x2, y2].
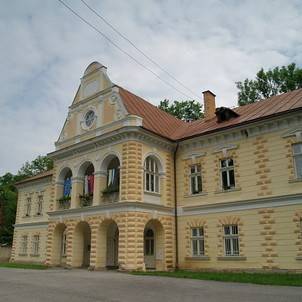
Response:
[131, 270, 302, 286]
[0, 262, 48, 270]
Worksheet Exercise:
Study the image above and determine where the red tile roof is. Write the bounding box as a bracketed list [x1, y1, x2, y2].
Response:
[15, 170, 53, 185]
[118, 86, 302, 141]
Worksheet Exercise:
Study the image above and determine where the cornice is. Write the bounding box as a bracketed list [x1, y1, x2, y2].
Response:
[179, 111, 302, 151]
[49, 126, 176, 160]
[14, 221, 49, 229]
[48, 201, 174, 220]
[179, 193, 302, 216]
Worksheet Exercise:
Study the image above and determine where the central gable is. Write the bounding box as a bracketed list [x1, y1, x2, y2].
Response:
[56, 62, 129, 150]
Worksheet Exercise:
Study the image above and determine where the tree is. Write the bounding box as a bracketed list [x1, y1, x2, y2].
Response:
[236, 63, 302, 106]
[0, 155, 53, 245]
[18, 155, 53, 177]
[158, 99, 203, 121]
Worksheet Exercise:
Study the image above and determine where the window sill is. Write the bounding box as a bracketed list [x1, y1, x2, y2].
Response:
[22, 215, 31, 218]
[215, 187, 241, 194]
[30, 254, 40, 257]
[296, 256, 302, 261]
[288, 178, 302, 183]
[185, 256, 210, 261]
[34, 214, 43, 217]
[217, 256, 246, 261]
[144, 191, 161, 197]
[18, 253, 27, 257]
[185, 192, 208, 198]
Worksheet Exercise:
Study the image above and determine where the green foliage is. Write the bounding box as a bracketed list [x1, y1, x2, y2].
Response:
[0, 155, 53, 245]
[132, 270, 302, 287]
[236, 63, 302, 106]
[18, 155, 53, 177]
[158, 99, 203, 121]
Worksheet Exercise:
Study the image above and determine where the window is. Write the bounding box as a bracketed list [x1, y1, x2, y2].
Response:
[62, 231, 67, 257]
[191, 227, 204, 256]
[32, 235, 40, 256]
[25, 197, 31, 216]
[224, 225, 240, 256]
[144, 229, 154, 256]
[37, 195, 43, 215]
[144, 157, 159, 193]
[21, 235, 28, 255]
[84, 110, 95, 127]
[293, 143, 302, 179]
[220, 158, 235, 190]
[190, 164, 202, 194]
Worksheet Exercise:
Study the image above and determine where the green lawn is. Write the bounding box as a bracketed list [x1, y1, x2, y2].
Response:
[0, 262, 48, 270]
[132, 270, 302, 286]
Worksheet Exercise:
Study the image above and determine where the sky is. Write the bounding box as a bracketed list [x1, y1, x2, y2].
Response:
[1, 0, 302, 175]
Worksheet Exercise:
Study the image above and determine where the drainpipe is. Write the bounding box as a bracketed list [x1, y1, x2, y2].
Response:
[173, 143, 179, 270]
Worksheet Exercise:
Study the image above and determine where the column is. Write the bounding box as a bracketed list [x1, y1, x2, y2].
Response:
[93, 171, 107, 206]
[71, 177, 83, 209]
[54, 181, 64, 210]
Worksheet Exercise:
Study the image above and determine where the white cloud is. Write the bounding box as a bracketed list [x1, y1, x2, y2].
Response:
[0, 0, 302, 174]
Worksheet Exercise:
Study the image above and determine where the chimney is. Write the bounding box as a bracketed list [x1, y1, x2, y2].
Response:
[203, 90, 216, 120]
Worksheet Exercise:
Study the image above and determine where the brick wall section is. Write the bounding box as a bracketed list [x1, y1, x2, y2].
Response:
[293, 211, 302, 258]
[165, 154, 173, 207]
[121, 142, 143, 201]
[49, 166, 57, 212]
[259, 208, 278, 269]
[254, 137, 272, 197]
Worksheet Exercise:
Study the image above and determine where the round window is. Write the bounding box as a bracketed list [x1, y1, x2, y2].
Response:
[84, 110, 95, 127]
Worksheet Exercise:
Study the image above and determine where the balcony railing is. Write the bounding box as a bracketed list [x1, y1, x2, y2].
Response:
[102, 187, 119, 203]
[58, 196, 71, 210]
[79, 194, 93, 207]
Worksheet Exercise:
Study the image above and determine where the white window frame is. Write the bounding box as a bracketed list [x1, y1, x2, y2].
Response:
[191, 227, 205, 256]
[21, 235, 28, 255]
[190, 164, 202, 195]
[25, 197, 31, 217]
[220, 158, 236, 190]
[144, 157, 160, 193]
[37, 195, 43, 215]
[32, 235, 40, 256]
[223, 225, 240, 256]
[293, 143, 302, 179]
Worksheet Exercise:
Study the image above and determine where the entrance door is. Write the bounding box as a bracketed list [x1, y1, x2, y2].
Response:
[106, 225, 119, 268]
[144, 228, 155, 269]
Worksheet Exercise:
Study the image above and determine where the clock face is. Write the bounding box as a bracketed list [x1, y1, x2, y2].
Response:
[84, 110, 95, 127]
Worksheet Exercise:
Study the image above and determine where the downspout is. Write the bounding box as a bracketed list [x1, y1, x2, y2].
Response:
[173, 142, 179, 270]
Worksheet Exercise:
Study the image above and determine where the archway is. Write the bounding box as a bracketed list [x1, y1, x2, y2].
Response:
[95, 220, 119, 269]
[78, 162, 95, 207]
[102, 156, 120, 203]
[57, 168, 72, 209]
[72, 221, 91, 267]
[144, 220, 165, 270]
[52, 223, 67, 266]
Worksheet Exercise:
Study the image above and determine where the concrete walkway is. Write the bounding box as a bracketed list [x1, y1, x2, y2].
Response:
[0, 268, 301, 302]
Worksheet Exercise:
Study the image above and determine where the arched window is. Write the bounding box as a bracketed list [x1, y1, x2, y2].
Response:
[144, 156, 159, 193]
[106, 157, 120, 192]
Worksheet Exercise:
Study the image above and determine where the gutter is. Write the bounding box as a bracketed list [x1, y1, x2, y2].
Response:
[173, 143, 179, 270]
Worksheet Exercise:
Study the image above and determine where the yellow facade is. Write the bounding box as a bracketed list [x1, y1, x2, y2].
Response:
[11, 62, 302, 272]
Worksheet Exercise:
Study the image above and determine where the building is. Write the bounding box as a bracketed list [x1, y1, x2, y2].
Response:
[11, 61, 302, 271]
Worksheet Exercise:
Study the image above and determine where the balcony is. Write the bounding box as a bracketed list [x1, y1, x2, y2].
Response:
[58, 196, 71, 210]
[79, 193, 93, 207]
[102, 187, 119, 203]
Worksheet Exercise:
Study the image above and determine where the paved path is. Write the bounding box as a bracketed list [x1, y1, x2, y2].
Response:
[0, 268, 301, 302]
